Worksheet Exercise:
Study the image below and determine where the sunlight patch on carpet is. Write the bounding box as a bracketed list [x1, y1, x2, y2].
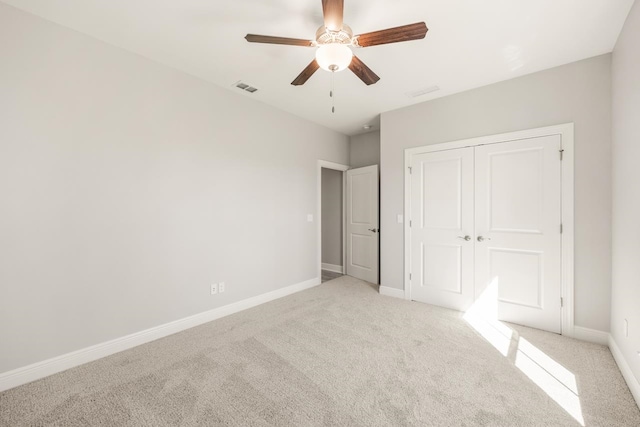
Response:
[464, 279, 585, 426]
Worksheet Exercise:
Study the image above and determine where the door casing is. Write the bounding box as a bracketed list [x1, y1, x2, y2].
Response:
[403, 123, 575, 336]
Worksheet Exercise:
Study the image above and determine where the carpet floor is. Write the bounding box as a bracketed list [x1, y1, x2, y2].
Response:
[1, 276, 639, 426]
[321, 269, 343, 283]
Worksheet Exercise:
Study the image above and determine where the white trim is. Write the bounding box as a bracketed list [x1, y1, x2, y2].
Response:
[571, 326, 609, 346]
[379, 286, 406, 299]
[404, 124, 575, 157]
[321, 263, 344, 274]
[404, 148, 412, 301]
[609, 335, 640, 408]
[404, 123, 575, 335]
[559, 124, 575, 338]
[0, 277, 320, 392]
[317, 160, 350, 281]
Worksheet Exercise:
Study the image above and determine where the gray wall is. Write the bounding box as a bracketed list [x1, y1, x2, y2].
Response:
[611, 0, 640, 384]
[321, 168, 343, 267]
[0, 4, 349, 373]
[381, 54, 612, 332]
[349, 131, 380, 168]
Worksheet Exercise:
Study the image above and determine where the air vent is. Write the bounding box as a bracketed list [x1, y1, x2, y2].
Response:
[234, 81, 258, 94]
[405, 85, 440, 98]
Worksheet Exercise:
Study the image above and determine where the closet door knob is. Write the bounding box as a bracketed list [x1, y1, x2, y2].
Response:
[477, 236, 491, 242]
[457, 235, 471, 241]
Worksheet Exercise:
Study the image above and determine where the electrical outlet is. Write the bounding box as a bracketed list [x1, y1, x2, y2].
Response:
[624, 319, 629, 337]
[210, 283, 218, 295]
[219, 282, 225, 293]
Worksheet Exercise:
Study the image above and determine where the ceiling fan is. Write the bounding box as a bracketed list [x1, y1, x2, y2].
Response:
[244, 0, 428, 86]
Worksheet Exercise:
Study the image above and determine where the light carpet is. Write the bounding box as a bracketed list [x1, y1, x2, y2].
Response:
[1, 276, 639, 426]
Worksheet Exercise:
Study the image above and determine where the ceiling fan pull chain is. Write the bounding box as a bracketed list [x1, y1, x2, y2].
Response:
[331, 71, 335, 114]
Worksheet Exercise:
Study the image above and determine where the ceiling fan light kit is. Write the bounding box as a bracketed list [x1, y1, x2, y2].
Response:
[245, 0, 428, 87]
[315, 43, 353, 72]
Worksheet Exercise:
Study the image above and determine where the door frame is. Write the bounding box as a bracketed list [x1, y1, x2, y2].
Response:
[403, 123, 575, 336]
[317, 160, 350, 280]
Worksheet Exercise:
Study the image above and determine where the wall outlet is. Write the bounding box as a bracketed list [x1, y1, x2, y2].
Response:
[210, 283, 218, 295]
[624, 319, 629, 337]
[219, 282, 225, 293]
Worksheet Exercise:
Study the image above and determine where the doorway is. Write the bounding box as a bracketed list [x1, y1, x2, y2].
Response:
[317, 161, 380, 285]
[404, 124, 574, 335]
[321, 167, 345, 282]
[317, 160, 349, 282]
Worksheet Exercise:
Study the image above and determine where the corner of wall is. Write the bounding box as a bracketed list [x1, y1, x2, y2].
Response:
[609, 335, 640, 408]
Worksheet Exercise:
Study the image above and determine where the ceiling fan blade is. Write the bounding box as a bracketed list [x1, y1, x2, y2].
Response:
[291, 59, 320, 86]
[245, 34, 314, 47]
[355, 22, 428, 47]
[322, 0, 344, 31]
[348, 55, 380, 86]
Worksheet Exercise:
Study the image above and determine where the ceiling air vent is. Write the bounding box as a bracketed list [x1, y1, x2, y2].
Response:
[405, 85, 440, 98]
[234, 81, 258, 94]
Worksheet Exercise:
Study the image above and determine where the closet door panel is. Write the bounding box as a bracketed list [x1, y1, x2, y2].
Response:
[409, 147, 474, 310]
[474, 135, 562, 333]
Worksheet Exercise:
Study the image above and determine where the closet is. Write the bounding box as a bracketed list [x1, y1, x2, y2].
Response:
[407, 133, 563, 333]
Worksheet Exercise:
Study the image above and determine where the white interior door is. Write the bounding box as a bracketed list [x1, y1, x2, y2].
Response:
[474, 135, 562, 333]
[346, 165, 379, 283]
[409, 147, 475, 310]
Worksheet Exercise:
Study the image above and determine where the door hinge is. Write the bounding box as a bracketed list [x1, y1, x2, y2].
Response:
[409, 220, 412, 227]
[409, 273, 412, 280]
[408, 166, 413, 174]
[560, 149, 565, 161]
[560, 223, 563, 234]
[561, 297, 564, 308]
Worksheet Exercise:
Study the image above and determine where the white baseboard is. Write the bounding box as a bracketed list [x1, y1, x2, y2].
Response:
[571, 326, 610, 345]
[321, 263, 344, 274]
[609, 335, 640, 408]
[0, 277, 321, 392]
[379, 286, 406, 300]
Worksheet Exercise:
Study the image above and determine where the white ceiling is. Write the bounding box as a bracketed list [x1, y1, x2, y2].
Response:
[3, 0, 635, 136]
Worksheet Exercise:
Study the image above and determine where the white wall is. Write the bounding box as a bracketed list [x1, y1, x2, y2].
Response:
[611, 0, 640, 384]
[0, 4, 349, 374]
[321, 168, 343, 267]
[381, 54, 612, 332]
[349, 131, 380, 168]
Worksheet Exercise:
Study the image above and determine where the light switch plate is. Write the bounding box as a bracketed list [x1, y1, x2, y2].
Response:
[307, 214, 313, 222]
[397, 214, 403, 224]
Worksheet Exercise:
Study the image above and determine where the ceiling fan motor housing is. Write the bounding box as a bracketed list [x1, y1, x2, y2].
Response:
[315, 24, 354, 46]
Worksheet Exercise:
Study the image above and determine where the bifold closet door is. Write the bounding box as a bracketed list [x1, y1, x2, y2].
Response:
[409, 147, 475, 311]
[474, 136, 562, 333]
